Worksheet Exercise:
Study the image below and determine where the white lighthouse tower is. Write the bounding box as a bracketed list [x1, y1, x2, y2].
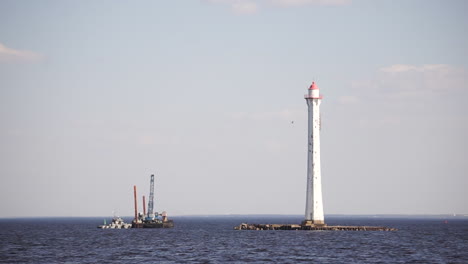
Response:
[303, 81, 325, 226]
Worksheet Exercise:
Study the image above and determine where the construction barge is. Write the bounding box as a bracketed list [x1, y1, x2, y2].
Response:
[131, 174, 174, 228]
[98, 174, 174, 229]
[234, 223, 396, 231]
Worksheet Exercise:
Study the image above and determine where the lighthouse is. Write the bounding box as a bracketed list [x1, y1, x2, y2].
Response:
[233, 81, 396, 231]
[303, 81, 325, 226]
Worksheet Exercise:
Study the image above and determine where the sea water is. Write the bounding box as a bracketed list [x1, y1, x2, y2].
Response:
[1, 215, 467, 263]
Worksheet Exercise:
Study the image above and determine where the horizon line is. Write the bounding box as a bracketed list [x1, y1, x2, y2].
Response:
[1, 213, 468, 219]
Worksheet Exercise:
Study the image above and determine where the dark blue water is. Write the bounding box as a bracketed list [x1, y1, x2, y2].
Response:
[1, 216, 467, 263]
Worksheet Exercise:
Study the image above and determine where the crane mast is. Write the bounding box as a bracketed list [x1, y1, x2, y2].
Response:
[147, 174, 155, 219]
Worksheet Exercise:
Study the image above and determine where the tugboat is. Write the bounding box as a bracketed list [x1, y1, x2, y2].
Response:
[97, 216, 132, 229]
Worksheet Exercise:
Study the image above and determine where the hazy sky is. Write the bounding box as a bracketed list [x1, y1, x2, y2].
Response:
[1, 0, 467, 217]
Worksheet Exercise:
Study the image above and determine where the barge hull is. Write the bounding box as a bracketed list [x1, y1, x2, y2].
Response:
[132, 220, 174, 228]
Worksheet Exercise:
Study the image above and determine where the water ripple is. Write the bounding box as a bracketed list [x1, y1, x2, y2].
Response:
[0, 217, 467, 263]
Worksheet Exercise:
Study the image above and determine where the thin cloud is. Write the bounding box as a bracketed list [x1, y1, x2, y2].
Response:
[229, 108, 303, 121]
[205, 0, 350, 14]
[0, 43, 44, 63]
[232, 1, 258, 14]
[380, 64, 420, 73]
[378, 64, 467, 96]
[269, 0, 351, 7]
[348, 64, 468, 106]
[205, 0, 258, 14]
[337, 95, 359, 104]
[380, 64, 451, 73]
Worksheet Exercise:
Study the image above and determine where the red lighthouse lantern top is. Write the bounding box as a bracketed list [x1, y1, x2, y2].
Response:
[309, 82, 319, 90]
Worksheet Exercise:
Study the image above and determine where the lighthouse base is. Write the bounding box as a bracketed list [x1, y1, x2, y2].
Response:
[234, 223, 396, 231]
[301, 220, 326, 227]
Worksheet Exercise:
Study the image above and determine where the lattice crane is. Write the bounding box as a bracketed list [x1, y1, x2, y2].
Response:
[147, 174, 155, 220]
